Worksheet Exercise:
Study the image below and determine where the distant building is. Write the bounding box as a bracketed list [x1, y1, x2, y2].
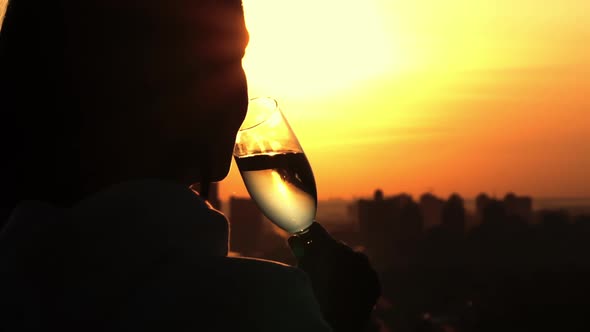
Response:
[358, 190, 394, 239]
[476, 192, 533, 224]
[208, 182, 222, 211]
[475, 193, 492, 222]
[347, 202, 359, 224]
[229, 197, 264, 256]
[419, 193, 445, 229]
[504, 193, 533, 222]
[441, 193, 466, 234]
[357, 190, 423, 270]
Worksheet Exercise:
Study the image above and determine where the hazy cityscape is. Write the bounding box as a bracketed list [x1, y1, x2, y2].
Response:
[212, 183, 590, 332]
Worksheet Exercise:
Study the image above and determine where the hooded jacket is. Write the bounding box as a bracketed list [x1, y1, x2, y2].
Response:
[0, 179, 331, 331]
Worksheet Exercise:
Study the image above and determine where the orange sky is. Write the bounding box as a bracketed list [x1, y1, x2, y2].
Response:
[3, 1, 586, 201]
[222, 0, 590, 200]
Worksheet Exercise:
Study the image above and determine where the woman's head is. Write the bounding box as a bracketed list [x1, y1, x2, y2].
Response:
[0, 0, 249, 207]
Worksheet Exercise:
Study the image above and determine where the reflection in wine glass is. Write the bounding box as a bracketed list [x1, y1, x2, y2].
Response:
[234, 97, 317, 234]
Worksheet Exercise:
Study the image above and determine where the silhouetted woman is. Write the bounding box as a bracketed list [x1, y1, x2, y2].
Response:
[0, 1, 379, 331]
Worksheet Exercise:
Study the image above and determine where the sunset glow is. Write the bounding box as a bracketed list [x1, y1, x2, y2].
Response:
[222, 0, 590, 201]
[241, 0, 396, 97]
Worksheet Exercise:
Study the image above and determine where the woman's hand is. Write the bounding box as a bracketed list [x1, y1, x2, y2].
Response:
[288, 223, 381, 332]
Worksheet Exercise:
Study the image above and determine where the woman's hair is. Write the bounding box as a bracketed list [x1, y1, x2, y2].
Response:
[0, 0, 76, 219]
[0, 0, 181, 211]
[0, 0, 245, 224]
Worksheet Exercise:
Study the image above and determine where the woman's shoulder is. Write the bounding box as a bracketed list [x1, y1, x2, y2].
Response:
[132, 255, 332, 331]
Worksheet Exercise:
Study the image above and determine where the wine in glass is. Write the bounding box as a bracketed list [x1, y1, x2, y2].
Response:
[234, 97, 317, 234]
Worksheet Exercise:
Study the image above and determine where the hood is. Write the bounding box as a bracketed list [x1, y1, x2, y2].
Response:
[0, 179, 229, 327]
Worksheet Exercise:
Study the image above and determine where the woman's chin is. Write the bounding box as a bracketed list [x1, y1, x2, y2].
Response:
[209, 160, 232, 183]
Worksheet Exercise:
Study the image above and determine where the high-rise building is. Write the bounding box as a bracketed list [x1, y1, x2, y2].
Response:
[357, 190, 423, 270]
[475, 193, 491, 220]
[476, 192, 533, 224]
[207, 182, 222, 211]
[441, 193, 466, 234]
[419, 193, 445, 229]
[229, 197, 264, 256]
[504, 193, 533, 222]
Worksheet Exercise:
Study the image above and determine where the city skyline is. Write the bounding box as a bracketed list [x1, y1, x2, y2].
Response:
[215, 185, 590, 225]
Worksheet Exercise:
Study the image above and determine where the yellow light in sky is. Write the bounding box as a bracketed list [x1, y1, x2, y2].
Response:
[242, 0, 396, 97]
[223, 0, 590, 201]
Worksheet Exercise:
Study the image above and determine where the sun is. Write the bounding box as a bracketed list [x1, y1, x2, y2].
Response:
[242, 0, 395, 98]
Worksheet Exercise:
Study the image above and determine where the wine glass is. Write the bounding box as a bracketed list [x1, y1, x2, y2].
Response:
[234, 97, 317, 234]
